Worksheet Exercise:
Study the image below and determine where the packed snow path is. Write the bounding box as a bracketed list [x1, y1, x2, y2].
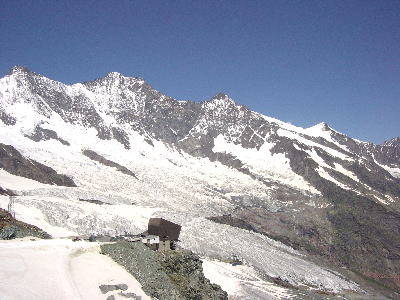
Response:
[0, 238, 150, 300]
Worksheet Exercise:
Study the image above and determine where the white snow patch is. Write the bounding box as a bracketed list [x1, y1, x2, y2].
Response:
[306, 148, 331, 168]
[334, 163, 359, 182]
[317, 167, 350, 190]
[372, 195, 390, 205]
[0, 169, 53, 190]
[304, 122, 332, 139]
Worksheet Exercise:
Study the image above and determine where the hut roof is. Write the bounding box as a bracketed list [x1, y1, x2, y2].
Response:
[148, 218, 181, 241]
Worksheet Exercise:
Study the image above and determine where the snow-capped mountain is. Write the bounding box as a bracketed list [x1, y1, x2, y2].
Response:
[1, 66, 400, 298]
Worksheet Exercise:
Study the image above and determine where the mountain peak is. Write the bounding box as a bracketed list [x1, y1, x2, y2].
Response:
[305, 122, 333, 136]
[320, 122, 330, 130]
[99, 71, 144, 84]
[8, 66, 32, 76]
[313, 122, 331, 131]
[211, 92, 230, 100]
[106, 71, 123, 78]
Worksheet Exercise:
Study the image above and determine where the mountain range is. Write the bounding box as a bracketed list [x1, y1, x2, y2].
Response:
[1, 66, 399, 299]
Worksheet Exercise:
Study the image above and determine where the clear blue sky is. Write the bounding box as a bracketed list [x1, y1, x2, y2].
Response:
[1, 0, 399, 143]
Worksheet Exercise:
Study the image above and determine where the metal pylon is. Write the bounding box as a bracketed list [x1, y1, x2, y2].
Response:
[7, 196, 15, 218]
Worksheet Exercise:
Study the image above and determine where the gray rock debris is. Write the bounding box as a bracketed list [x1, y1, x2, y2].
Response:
[99, 283, 128, 294]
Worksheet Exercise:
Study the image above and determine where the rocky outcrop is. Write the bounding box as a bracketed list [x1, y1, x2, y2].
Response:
[99, 284, 128, 294]
[0, 143, 76, 186]
[0, 186, 16, 196]
[82, 150, 137, 179]
[26, 125, 70, 146]
[0, 208, 51, 240]
[100, 241, 227, 300]
[157, 249, 227, 300]
[0, 109, 16, 125]
[373, 138, 400, 167]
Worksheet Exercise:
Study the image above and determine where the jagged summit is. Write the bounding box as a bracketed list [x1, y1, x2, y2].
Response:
[211, 92, 230, 100]
[383, 137, 400, 146]
[304, 122, 333, 136]
[311, 122, 331, 131]
[102, 71, 144, 82]
[7, 66, 33, 76]
[204, 92, 240, 108]
[83, 71, 146, 89]
[106, 71, 123, 78]
[319, 122, 330, 130]
[94, 71, 126, 85]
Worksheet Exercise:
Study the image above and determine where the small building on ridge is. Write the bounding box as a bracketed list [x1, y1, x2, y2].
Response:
[141, 218, 181, 251]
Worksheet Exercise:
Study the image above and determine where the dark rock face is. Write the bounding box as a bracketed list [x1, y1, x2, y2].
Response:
[111, 127, 130, 149]
[0, 208, 51, 239]
[0, 143, 76, 187]
[100, 241, 227, 300]
[26, 125, 70, 145]
[325, 191, 400, 292]
[0, 109, 16, 125]
[374, 138, 400, 166]
[82, 149, 137, 179]
[0, 186, 16, 196]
